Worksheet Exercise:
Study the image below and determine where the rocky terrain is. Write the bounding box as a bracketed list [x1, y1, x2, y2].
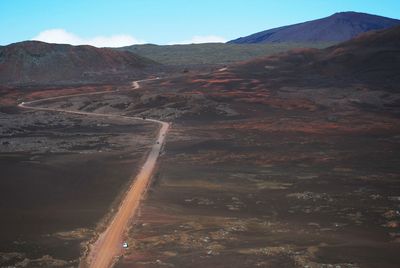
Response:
[116, 112, 400, 268]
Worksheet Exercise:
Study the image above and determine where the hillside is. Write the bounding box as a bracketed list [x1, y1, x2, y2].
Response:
[0, 41, 158, 85]
[116, 42, 333, 65]
[152, 25, 400, 120]
[229, 11, 400, 44]
[221, 25, 400, 89]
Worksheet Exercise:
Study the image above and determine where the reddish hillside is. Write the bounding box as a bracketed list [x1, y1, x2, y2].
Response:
[228, 25, 400, 88]
[314, 25, 400, 83]
[0, 41, 158, 85]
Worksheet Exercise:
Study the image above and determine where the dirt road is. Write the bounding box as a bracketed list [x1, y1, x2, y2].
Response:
[18, 78, 168, 268]
[86, 119, 168, 268]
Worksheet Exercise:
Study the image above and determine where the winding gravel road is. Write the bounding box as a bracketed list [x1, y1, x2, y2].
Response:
[18, 78, 168, 268]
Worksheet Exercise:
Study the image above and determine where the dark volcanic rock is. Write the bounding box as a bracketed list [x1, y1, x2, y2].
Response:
[228, 12, 400, 44]
[0, 41, 158, 85]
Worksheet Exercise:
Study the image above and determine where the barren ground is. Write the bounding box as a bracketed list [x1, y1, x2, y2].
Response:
[107, 76, 400, 268]
[0, 97, 157, 267]
[1, 65, 400, 267]
[117, 111, 400, 268]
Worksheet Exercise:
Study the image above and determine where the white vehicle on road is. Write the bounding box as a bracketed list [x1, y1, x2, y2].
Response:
[122, 242, 128, 249]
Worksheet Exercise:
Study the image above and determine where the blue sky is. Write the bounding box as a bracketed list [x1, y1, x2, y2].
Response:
[1, 0, 399, 46]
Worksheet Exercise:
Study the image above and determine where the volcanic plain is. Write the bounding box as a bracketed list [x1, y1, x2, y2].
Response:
[0, 25, 400, 268]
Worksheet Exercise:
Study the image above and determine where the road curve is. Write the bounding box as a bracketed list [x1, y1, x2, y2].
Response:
[18, 78, 168, 268]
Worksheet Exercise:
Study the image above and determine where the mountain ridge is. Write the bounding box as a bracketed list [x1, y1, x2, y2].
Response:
[0, 41, 158, 85]
[228, 11, 400, 44]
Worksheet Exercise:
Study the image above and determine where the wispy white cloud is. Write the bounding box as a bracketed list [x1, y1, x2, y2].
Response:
[169, 35, 227, 45]
[32, 29, 145, 47]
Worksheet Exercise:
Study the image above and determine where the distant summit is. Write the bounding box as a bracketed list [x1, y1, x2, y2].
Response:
[228, 12, 400, 44]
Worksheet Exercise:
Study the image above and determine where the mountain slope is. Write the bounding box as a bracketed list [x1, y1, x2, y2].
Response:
[228, 12, 400, 44]
[0, 41, 158, 85]
[309, 25, 400, 84]
[230, 25, 400, 87]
